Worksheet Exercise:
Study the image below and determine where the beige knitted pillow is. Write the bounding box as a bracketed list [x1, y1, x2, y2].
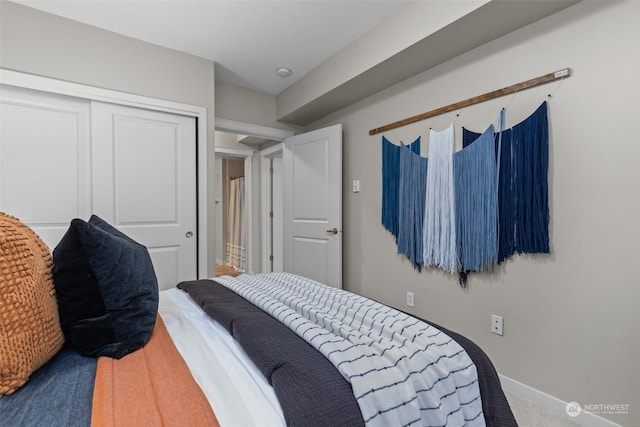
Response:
[0, 212, 64, 396]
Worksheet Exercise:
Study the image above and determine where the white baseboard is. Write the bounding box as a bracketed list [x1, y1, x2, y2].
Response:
[499, 374, 622, 427]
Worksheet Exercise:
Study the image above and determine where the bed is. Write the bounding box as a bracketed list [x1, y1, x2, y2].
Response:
[0, 212, 517, 426]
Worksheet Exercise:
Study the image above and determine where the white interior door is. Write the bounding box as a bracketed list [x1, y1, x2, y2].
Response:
[91, 101, 197, 290]
[283, 124, 342, 288]
[0, 85, 91, 247]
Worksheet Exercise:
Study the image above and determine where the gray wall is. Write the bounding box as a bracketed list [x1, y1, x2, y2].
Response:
[0, 1, 217, 276]
[310, 2, 639, 425]
[215, 81, 302, 133]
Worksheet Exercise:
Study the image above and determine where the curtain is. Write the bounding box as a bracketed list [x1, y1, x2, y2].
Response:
[226, 176, 246, 272]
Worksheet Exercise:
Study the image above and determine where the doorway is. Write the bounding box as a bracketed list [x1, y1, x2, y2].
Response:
[224, 157, 246, 272]
[214, 119, 294, 275]
[212, 120, 342, 283]
[214, 144, 254, 276]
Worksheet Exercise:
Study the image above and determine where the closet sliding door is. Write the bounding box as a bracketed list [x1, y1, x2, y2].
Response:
[0, 86, 198, 290]
[91, 102, 197, 290]
[0, 85, 92, 246]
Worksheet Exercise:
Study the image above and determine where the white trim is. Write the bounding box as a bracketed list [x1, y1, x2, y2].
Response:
[0, 68, 209, 279]
[1, 69, 204, 117]
[499, 374, 622, 427]
[260, 155, 271, 273]
[215, 145, 255, 157]
[214, 147, 254, 275]
[259, 144, 284, 273]
[260, 142, 284, 157]
[215, 117, 294, 141]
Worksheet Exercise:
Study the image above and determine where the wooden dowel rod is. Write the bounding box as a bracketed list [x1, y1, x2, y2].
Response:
[369, 68, 571, 135]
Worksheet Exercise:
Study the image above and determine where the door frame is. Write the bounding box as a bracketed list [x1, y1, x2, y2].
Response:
[0, 69, 210, 278]
[213, 118, 294, 274]
[214, 145, 254, 273]
[260, 143, 284, 273]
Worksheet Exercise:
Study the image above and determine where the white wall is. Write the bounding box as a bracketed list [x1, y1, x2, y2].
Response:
[311, 2, 639, 425]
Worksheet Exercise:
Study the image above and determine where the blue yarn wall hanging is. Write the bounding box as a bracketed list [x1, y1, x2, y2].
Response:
[381, 101, 550, 285]
[423, 124, 458, 273]
[397, 146, 428, 271]
[454, 124, 499, 274]
[381, 136, 420, 240]
[463, 102, 550, 264]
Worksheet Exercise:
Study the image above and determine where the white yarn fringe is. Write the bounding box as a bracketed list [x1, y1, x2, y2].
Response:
[423, 124, 458, 272]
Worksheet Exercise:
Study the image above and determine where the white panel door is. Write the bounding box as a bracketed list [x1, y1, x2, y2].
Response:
[91, 102, 197, 291]
[0, 85, 91, 248]
[283, 124, 342, 288]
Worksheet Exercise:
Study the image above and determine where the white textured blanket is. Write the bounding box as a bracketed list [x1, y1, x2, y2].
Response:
[215, 272, 485, 427]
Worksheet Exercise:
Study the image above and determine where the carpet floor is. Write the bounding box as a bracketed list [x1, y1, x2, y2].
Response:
[506, 391, 581, 427]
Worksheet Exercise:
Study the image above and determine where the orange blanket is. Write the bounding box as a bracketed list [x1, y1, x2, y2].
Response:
[91, 316, 219, 427]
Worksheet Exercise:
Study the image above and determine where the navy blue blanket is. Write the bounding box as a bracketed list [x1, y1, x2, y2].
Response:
[178, 279, 517, 427]
[178, 279, 365, 426]
[0, 346, 96, 427]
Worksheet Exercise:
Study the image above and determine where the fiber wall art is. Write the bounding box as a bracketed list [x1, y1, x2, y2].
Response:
[381, 102, 550, 286]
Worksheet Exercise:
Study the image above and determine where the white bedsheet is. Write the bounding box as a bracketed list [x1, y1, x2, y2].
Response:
[158, 288, 286, 427]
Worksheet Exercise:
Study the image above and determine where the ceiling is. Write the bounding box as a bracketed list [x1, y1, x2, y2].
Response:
[12, 0, 406, 95]
[9, 0, 581, 126]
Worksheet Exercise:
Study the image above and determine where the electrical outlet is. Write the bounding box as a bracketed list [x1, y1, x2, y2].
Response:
[491, 314, 504, 336]
[352, 179, 360, 193]
[406, 291, 415, 307]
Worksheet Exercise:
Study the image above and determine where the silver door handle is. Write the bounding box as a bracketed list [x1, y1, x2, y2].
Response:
[186, 231, 194, 238]
[326, 227, 338, 235]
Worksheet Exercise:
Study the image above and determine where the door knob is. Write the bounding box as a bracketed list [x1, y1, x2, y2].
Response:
[185, 231, 194, 238]
[326, 227, 338, 235]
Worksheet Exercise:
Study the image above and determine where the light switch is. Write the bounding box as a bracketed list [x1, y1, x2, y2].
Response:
[352, 179, 360, 193]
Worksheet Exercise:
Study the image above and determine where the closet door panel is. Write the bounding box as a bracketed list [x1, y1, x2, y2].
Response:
[91, 101, 197, 290]
[0, 85, 91, 248]
[112, 114, 178, 223]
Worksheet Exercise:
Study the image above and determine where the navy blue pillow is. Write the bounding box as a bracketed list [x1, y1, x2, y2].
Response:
[52, 215, 158, 358]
